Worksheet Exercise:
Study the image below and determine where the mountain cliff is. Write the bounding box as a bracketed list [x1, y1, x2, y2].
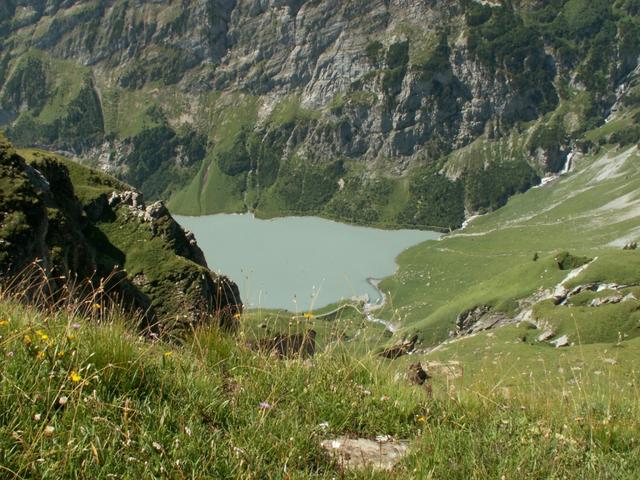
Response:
[0, 134, 241, 333]
[1, 0, 639, 229]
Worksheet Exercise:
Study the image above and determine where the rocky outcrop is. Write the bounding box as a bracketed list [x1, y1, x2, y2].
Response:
[453, 305, 513, 337]
[0, 135, 241, 334]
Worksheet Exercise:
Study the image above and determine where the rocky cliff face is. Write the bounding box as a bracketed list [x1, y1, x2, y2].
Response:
[1, 0, 639, 229]
[0, 135, 242, 333]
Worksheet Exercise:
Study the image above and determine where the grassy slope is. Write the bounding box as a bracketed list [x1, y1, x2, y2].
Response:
[1, 297, 638, 479]
[18, 148, 125, 204]
[168, 93, 260, 215]
[381, 144, 640, 345]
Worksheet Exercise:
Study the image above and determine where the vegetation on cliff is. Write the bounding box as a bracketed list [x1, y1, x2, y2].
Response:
[0, 136, 241, 334]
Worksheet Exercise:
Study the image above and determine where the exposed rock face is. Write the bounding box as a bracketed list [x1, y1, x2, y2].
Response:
[453, 305, 513, 337]
[0, 135, 241, 333]
[1, 1, 636, 228]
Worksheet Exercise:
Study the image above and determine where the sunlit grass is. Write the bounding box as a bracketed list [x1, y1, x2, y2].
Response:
[1, 273, 639, 478]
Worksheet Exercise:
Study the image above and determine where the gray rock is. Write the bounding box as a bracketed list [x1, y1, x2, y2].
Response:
[589, 295, 623, 307]
[454, 306, 513, 336]
[320, 437, 409, 472]
[537, 330, 556, 342]
[144, 202, 168, 223]
[551, 335, 570, 348]
[551, 285, 569, 305]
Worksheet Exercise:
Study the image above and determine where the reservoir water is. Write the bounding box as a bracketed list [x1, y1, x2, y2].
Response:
[174, 214, 440, 310]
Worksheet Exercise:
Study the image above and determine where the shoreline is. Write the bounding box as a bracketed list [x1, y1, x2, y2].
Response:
[364, 277, 398, 333]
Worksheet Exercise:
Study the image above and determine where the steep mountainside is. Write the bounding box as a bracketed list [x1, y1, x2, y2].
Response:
[379, 131, 640, 347]
[1, 0, 639, 228]
[0, 135, 241, 333]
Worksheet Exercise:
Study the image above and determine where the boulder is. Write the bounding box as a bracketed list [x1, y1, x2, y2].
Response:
[551, 335, 570, 348]
[551, 285, 569, 305]
[144, 201, 168, 222]
[320, 437, 409, 472]
[537, 330, 555, 342]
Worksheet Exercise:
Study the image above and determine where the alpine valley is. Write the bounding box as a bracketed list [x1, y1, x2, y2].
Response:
[1, 1, 640, 478]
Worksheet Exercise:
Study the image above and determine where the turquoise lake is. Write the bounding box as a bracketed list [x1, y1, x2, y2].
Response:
[174, 214, 440, 310]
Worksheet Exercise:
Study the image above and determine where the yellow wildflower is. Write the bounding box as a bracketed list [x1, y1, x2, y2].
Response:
[416, 415, 426, 424]
[23, 334, 32, 345]
[36, 351, 46, 360]
[35, 330, 49, 341]
[0, 319, 9, 327]
[163, 351, 173, 358]
[233, 313, 241, 320]
[93, 303, 101, 310]
[57, 351, 65, 358]
[67, 334, 76, 341]
[69, 371, 82, 383]
[303, 312, 313, 319]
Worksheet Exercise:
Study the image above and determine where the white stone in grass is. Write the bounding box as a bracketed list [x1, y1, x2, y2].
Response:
[320, 437, 409, 472]
[537, 330, 555, 342]
[551, 335, 570, 348]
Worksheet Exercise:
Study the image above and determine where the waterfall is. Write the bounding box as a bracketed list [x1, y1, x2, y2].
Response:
[560, 150, 574, 175]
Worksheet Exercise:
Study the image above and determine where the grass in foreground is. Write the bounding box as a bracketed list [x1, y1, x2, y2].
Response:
[1, 289, 639, 478]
